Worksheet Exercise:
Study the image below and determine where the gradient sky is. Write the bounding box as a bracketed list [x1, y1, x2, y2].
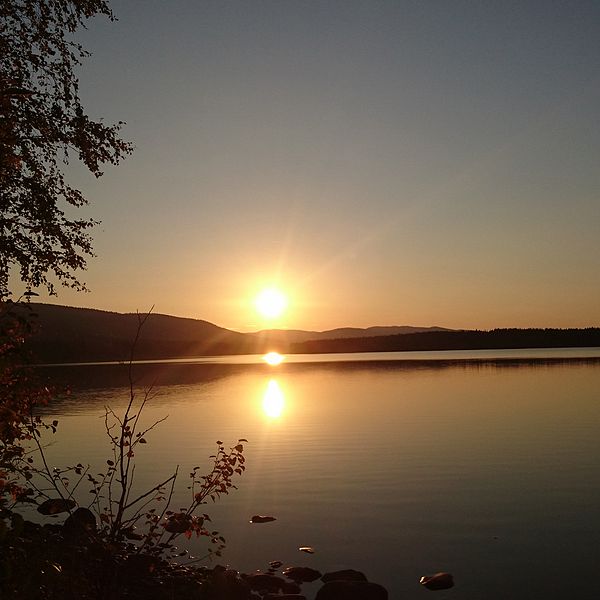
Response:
[27, 1, 600, 331]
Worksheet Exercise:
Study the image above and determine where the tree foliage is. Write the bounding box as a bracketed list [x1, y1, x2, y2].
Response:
[0, 0, 132, 296]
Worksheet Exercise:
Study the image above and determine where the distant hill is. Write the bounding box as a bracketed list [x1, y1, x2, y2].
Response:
[253, 325, 450, 346]
[259, 325, 451, 340]
[14, 303, 599, 364]
[21, 303, 256, 362]
[20, 303, 451, 362]
[321, 325, 451, 338]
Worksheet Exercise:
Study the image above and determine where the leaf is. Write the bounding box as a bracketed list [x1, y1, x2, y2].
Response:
[163, 512, 191, 533]
[299, 546, 315, 554]
[138, 438, 147, 444]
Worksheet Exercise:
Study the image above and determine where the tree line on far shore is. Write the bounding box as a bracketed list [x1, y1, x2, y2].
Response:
[291, 328, 600, 354]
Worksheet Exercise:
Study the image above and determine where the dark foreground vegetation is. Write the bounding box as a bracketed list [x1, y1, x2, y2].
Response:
[1, 305, 393, 600]
[1, 515, 391, 599]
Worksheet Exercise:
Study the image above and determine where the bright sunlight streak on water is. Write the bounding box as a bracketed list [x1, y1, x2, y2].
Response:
[262, 352, 285, 365]
[262, 379, 285, 418]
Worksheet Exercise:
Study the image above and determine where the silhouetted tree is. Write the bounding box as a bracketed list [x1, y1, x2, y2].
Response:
[0, 0, 132, 297]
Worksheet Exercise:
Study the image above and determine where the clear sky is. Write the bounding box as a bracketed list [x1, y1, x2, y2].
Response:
[28, 0, 600, 332]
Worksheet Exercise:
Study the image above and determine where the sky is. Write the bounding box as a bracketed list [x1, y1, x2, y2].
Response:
[27, 0, 600, 332]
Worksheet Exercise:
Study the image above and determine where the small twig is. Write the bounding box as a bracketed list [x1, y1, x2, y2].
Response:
[27, 412, 67, 505]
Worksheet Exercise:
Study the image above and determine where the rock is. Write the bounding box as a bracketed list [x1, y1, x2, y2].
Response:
[37, 498, 76, 515]
[316, 580, 388, 600]
[299, 546, 315, 554]
[419, 572, 454, 590]
[262, 595, 306, 600]
[63, 507, 96, 538]
[208, 566, 251, 600]
[281, 581, 302, 594]
[122, 554, 161, 575]
[269, 560, 284, 569]
[282, 566, 322, 582]
[321, 569, 368, 583]
[249, 515, 276, 523]
[245, 572, 286, 592]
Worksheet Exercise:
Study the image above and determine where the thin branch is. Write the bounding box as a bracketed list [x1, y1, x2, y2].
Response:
[123, 472, 177, 511]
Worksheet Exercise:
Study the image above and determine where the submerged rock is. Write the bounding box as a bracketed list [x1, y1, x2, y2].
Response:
[316, 580, 388, 600]
[419, 572, 454, 590]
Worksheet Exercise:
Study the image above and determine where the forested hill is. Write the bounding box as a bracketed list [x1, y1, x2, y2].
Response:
[15, 303, 600, 363]
[19, 303, 452, 363]
[21, 303, 256, 362]
[291, 328, 600, 354]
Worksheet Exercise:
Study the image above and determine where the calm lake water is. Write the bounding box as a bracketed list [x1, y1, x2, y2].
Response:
[36, 349, 600, 599]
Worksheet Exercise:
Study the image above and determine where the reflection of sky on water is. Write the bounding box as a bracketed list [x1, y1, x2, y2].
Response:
[30, 357, 600, 600]
[262, 379, 284, 419]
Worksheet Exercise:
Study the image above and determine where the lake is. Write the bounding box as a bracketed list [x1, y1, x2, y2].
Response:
[36, 348, 600, 599]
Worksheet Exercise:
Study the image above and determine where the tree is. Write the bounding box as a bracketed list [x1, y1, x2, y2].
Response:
[0, 0, 132, 298]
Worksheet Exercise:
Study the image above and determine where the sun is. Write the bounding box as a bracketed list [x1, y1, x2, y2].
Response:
[255, 288, 287, 319]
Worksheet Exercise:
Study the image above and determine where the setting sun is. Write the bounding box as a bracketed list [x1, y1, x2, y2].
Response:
[255, 288, 287, 319]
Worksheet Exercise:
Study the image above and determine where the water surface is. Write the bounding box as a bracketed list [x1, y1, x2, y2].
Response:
[37, 349, 600, 599]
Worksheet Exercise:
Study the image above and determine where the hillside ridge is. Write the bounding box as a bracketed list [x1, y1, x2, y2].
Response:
[12, 303, 600, 363]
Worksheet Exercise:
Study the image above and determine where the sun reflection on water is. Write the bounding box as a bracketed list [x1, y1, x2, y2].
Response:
[263, 352, 284, 365]
[262, 379, 285, 418]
